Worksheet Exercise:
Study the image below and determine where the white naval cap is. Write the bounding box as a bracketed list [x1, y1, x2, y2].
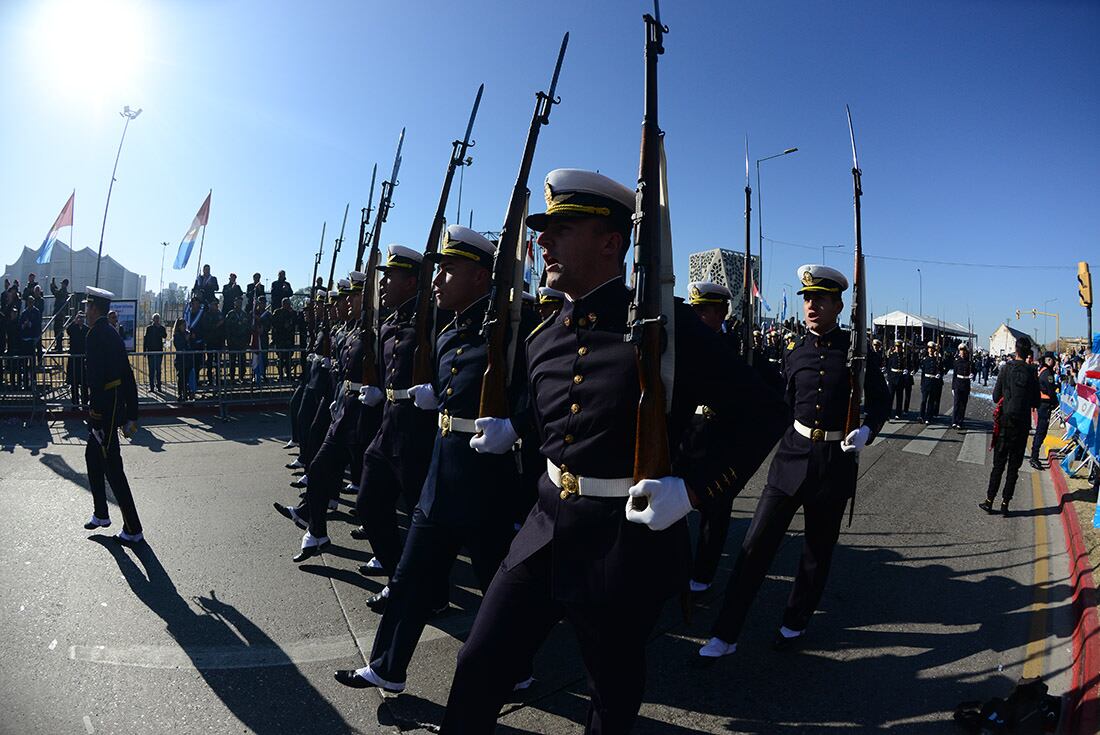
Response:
[349, 271, 367, 283]
[379, 244, 424, 271]
[84, 286, 115, 302]
[796, 264, 849, 295]
[313, 289, 328, 302]
[429, 225, 496, 269]
[537, 286, 566, 304]
[337, 278, 352, 294]
[688, 281, 733, 305]
[521, 291, 536, 303]
[927, 341, 936, 348]
[526, 169, 635, 232]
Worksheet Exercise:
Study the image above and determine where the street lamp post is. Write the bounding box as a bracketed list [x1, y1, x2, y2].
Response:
[158, 241, 168, 315]
[821, 243, 844, 263]
[94, 105, 142, 288]
[756, 147, 798, 317]
[917, 267, 923, 317]
[1042, 298, 1057, 346]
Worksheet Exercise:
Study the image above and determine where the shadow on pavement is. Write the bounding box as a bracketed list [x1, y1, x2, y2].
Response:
[87, 536, 358, 734]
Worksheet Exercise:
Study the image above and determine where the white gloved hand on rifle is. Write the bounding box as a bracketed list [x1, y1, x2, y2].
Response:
[469, 418, 519, 454]
[409, 384, 439, 411]
[624, 476, 693, 531]
[841, 425, 871, 453]
[358, 386, 384, 407]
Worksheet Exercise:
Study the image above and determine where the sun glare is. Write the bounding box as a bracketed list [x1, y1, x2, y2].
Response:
[29, 0, 149, 108]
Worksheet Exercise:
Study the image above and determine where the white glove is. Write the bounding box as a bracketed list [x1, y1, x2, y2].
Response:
[122, 420, 138, 439]
[329, 400, 338, 417]
[841, 425, 871, 453]
[625, 476, 693, 531]
[469, 418, 519, 454]
[306, 353, 318, 363]
[410, 384, 439, 411]
[321, 357, 331, 369]
[358, 386, 383, 407]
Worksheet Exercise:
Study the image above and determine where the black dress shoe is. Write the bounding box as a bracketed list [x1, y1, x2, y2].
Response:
[1029, 459, 1043, 470]
[978, 499, 994, 513]
[1000, 502, 1010, 516]
[366, 590, 388, 613]
[273, 503, 308, 530]
[290, 478, 308, 489]
[333, 670, 374, 689]
[350, 526, 369, 541]
[293, 539, 329, 563]
[358, 563, 387, 577]
[771, 631, 805, 652]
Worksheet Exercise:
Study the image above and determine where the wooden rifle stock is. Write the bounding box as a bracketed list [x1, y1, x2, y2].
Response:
[630, 7, 671, 493]
[410, 87, 484, 386]
[480, 34, 568, 419]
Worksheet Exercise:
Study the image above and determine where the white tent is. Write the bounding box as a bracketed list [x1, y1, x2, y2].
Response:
[873, 310, 975, 346]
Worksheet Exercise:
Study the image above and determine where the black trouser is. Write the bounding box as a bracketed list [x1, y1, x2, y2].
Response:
[299, 395, 333, 470]
[920, 379, 941, 421]
[295, 389, 323, 466]
[297, 435, 362, 539]
[692, 492, 735, 586]
[147, 353, 163, 390]
[288, 382, 305, 444]
[226, 349, 246, 382]
[368, 507, 513, 686]
[442, 544, 664, 735]
[712, 478, 850, 644]
[275, 345, 293, 379]
[357, 447, 432, 576]
[86, 424, 142, 535]
[1030, 403, 1053, 462]
[952, 381, 970, 425]
[891, 379, 905, 416]
[987, 418, 1029, 503]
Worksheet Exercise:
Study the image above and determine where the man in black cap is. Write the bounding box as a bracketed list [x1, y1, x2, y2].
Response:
[698, 262, 890, 660]
[1028, 351, 1058, 470]
[982, 337, 1040, 513]
[439, 169, 787, 733]
[81, 287, 144, 545]
[335, 225, 535, 696]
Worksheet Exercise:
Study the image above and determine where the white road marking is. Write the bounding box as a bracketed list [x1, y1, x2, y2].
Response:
[902, 423, 948, 456]
[957, 430, 988, 465]
[48, 639, 57, 651]
[82, 715, 94, 733]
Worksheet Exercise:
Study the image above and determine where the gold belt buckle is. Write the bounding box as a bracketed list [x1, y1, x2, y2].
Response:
[559, 466, 579, 500]
[386, 387, 395, 402]
[810, 428, 825, 442]
[440, 410, 452, 437]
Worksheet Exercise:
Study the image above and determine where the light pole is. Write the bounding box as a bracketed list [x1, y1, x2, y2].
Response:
[1042, 298, 1057, 346]
[756, 147, 798, 302]
[917, 267, 923, 317]
[158, 241, 168, 315]
[94, 105, 142, 288]
[821, 243, 844, 263]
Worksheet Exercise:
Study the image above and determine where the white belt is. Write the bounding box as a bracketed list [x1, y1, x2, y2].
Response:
[889, 368, 903, 372]
[955, 375, 971, 380]
[546, 460, 632, 499]
[386, 387, 412, 402]
[923, 374, 942, 380]
[345, 380, 363, 392]
[793, 420, 844, 442]
[438, 411, 477, 436]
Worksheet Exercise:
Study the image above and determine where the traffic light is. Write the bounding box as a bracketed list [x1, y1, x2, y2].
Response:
[1079, 261, 1093, 308]
[1030, 308, 1037, 317]
[1015, 309, 1020, 320]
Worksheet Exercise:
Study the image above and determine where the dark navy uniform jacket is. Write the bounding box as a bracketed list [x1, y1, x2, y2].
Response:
[504, 278, 789, 606]
[327, 324, 381, 447]
[417, 295, 534, 528]
[920, 354, 944, 385]
[952, 356, 973, 389]
[766, 328, 890, 496]
[364, 298, 436, 461]
[886, 350, 913, 388]
[86, 316, 138, 431]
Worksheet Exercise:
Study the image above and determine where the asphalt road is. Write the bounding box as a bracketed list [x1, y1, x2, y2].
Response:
[0, 384, 1077, 734]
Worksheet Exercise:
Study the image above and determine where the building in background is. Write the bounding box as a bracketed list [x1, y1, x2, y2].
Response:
[874, 310, 976, 350]
[687, 248, 760, 316]
[3, 240, 146, 299]
[988, 323, 1033, 357]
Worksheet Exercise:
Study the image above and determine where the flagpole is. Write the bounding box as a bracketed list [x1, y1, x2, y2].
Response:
[69, 189, 75, 297]
[194, 188, 211, 278]
[95, 106, 142, 288]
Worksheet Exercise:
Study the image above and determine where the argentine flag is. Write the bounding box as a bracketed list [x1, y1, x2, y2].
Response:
[36, 191, 74, 265]
[173, 192, 212, 269]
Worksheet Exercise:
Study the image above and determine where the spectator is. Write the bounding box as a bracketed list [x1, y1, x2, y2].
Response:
[50, 277, 70, 351]
[66, 311, 89, 407]
[32, 284, 45, 315]
[246, 273, 265, 314]
[203, 298, 225, 385]
[311, 276, 325, 300]
[981, 337, 1040, 515]
[107, 310, 120, 333]
[221, 273, 244, 311]
[250, 296, 271, 384]
[223, 296, 249, 383]
[172, 318, 192, 402]
[193, 264, 219, 304]
[183, 295, 206, 384]
[17, 295, 42, 388]
[22, 273, 38, 302]
[4, 306, 19, 386]
[143, 313, 168, 392]
[271, 297, 296, 379]
[0, 302, 5, 384]
[270, 270, 293, 307]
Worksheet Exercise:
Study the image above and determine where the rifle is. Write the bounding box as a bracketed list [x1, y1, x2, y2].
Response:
[328, 203, 350, 292]
[479, 35, 568, 417]
[741, 138, 753, 364]
[629, 1, 670, 503]
[354, 164, 378, 272]
[311, 221, 326, 300]
[844, 105, 867, 524]
[409, 86, 484, 385]
[360, 129, 405, 387]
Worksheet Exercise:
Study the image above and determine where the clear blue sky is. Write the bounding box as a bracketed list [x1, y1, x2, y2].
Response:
[2, 0, 1097, 345]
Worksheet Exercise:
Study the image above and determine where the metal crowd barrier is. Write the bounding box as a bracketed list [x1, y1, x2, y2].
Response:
[0, 347, 305, 421]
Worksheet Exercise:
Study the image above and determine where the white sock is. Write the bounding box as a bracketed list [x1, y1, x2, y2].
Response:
[689, 579, 711, 593]
[351, 664, 404, 691]
[778, 625, 804, 639]
[698, 637, 736, 658]
[365, 557, 383, 570]
[301, 532, 328, 549]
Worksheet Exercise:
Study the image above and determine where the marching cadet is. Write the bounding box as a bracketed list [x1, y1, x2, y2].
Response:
[439, 170, 787, 733]
[885, 341, 910, 420]
[80, 287, 145, 545]
[285, 290, 329, 473]
[685, 280, 740, 593]
[760, 328, 786, 391]
[334, 225, 533, 694]
[870, 337, 885, 368]
[951, 343, 973, 430]
[351, 245, 439, 588]
[274, 273, 379, 561]
[1028, 351, 1058, 470]
[982, 337, 1039, 514]
[536, 285, 566, 321]
[699, 264, 890, 660]
[918, 341, 944, 424]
